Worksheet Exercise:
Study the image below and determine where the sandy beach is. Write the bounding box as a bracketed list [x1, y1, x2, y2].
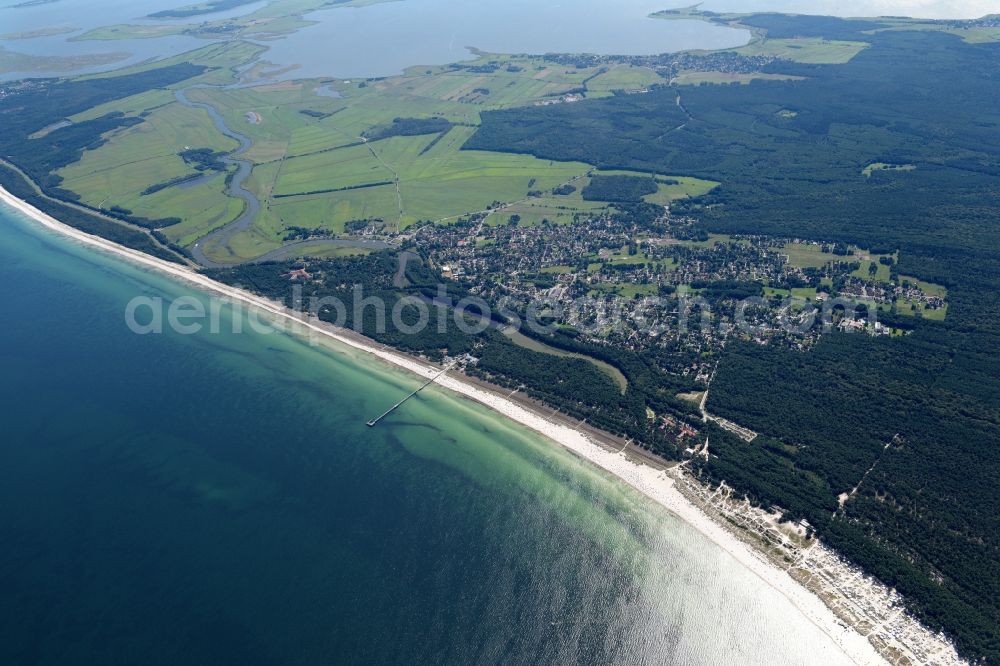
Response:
[0, 185, 901, 666]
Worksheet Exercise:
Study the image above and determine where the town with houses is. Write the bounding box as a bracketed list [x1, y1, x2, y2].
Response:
[404, 199, 947, 378]
[672, 470, 967, 666]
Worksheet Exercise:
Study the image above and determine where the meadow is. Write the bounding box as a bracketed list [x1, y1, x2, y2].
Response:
[733, 37, 869, 64]
[8, 10, 999, 660]
[467, 17, 1000, 657]
[56, 101, 242, 246]
[124, 52, 676, 256]
[42, 41, 709, 261]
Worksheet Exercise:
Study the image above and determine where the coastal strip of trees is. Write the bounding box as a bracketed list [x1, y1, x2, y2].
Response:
[463, 17, 1000, 661]
[0, 63, 208, 232]
[0, 163, 185, 263]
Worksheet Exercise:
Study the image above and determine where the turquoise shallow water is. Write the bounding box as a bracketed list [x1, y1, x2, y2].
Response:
[0, 205, 855, 664]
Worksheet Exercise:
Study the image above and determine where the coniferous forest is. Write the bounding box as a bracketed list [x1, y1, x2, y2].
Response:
[466, 16, 1000, 661]
[1, 11, 998, 661]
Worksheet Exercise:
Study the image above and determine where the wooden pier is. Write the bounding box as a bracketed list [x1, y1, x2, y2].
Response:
[366, 364, 454, 427]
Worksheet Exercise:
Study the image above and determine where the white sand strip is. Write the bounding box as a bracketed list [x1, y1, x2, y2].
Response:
[0, 186, 889, 665]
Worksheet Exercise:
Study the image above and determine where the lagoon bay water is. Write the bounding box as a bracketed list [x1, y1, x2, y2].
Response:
[2, 0, 983, 82]
[0, 204, 862, 664]
[258, 0, 750, 80]
[0, 0, 752, 81]
[0, 0, 265, 80]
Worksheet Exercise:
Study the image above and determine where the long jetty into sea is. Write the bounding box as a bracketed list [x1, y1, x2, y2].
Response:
[366, 363, 455, 427]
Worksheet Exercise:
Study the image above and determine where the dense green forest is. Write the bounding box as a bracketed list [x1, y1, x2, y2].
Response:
[582, 174, 658, 202]
[0, 163, 185, 263]
[0, 63, 207, 232]
[2, 12, 997, 660]
[205, 253, 704, 455]
[466, 16, 1000, 662]
[364, 117, 454, 141]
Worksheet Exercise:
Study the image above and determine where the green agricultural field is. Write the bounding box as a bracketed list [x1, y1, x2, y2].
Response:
[484, 168, 606, 225]
[74, 24, 185, 41]
[951, 26, 1000, 43]
[780, 242, 842, 269]
[253, 242, 374, 261]
[155, 179, 247, 247]
[56, 102, 240, 177]
[875, 20, 1000, 45]
[285, 125, 360, 159]
[148, 0, 260, 18]
[591, 246, 657, 267]
[397, 148, 590, 227]
[74, 0, 386, 42]
[259, 185, 400, 237]
[781, 242, 896, 282]
[41, 43, 706, 260]
[597, 253, 675, 271]
[645, 175, 720, 203]
[573, 170, 718, 204]
[273, 142, 394, 196]
[486, 197, 608, 226]
[851, 256, 893, 282]
[389, 63, 587, 109]
[897, 299, 949, 321]
[0, 25, 77, 40]
[733, 37, 869, 64]
[539, 265, 575, 274]
[585, 66, 665, 95]
[617, 283, 659, 298]
[78, 41, 265, 83]
[185, 82, 350, 159]
[57, 101, 241, 238]
[673, 284, 704, 296]
[65, 88, 175, 125]
[209, 222, 284, 265]
[268, 126, 591, 232]
[767, 286, 825, 305]
[0, 48, 130, 76]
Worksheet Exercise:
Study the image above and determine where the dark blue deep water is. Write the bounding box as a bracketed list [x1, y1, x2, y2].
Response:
[0, 205, 855, 665]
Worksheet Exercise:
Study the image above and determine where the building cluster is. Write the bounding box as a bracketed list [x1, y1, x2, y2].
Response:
[541, 51, 777, 81]
[947, 15, 1000, 28]
[0, 78, 47, 101]
[675, 474, 965, 666]
[840, 278, 946, 313]
[542, 50, 775, 75]
[409, 207, 946, 382]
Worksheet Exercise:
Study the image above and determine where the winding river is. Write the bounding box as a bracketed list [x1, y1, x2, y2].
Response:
[173, 85, 391, 267]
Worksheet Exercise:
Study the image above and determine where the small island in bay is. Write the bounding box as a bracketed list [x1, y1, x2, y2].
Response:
[0, 24, 76, 40]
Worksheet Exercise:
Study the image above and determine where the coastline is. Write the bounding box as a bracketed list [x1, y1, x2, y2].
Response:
[0, 186, 950, 666]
